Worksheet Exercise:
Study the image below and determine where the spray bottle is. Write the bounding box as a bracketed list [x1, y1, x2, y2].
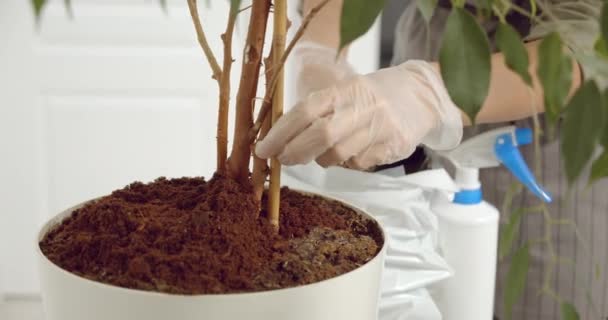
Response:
[431, 126, 552, 320]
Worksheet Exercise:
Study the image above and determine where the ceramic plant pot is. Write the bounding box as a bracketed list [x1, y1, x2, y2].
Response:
[36, 191, 387, 320]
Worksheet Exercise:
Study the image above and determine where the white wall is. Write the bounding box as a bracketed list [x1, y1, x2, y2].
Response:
[0, 0, 379, 296]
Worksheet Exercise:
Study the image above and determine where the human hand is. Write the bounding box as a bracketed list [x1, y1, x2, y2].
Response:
[292, 42, 356, 101]
[256, 59, 463, 170]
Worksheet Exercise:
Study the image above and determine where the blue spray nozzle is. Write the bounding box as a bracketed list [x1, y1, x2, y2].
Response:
[515, 127, 533, 146]
[441, 126, 552, 205]
[495, 132, 552, 203]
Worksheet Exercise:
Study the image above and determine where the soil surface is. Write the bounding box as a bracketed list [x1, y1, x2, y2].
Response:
[39, 175, 382, 295]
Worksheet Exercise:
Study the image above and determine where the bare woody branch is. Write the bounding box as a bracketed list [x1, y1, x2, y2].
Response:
[187, 0, 222, 82]
[227, 0, 272, 182]
[216, 5, 239, 172]
[249, 0, 332, 142]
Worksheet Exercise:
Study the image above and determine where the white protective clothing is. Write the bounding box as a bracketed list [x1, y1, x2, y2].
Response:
[280, 163, 455, 320]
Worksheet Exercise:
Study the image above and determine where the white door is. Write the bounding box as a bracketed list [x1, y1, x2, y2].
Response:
[0, 0, 379, 296]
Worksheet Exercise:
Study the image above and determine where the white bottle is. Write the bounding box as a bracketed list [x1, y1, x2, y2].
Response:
[431, 126, 552, 320]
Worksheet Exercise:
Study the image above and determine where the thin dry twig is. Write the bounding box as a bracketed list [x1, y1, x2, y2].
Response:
[238, 4, 253, 13]
[187, 0, 222, 82]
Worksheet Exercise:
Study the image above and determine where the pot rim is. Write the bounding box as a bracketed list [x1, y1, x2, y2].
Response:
[35, 188, 386, 299]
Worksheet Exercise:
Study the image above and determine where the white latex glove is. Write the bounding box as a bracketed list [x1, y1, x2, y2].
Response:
[256, 49, 463, 170]
[292, 42, 356, 101]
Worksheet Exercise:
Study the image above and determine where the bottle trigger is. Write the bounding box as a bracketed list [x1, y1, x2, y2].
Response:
[494, 132, 552, 203]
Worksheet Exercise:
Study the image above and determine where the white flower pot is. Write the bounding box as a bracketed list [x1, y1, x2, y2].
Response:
[36, 192, 387, 320]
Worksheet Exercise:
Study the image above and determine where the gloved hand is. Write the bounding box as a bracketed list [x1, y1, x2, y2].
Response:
[291, 42, 356, 101]
[256, 46, 463, 170]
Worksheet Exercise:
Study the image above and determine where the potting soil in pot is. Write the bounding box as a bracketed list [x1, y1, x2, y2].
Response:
[39, 175, 382, 295]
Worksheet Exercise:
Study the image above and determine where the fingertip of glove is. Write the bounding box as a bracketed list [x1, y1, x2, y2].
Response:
[277, 153, 300, 167]
[254, 141, 271, 160]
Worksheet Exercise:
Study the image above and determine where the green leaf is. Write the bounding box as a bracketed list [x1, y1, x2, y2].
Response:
[474, 0, 492, 12]
[560, 302, 580, 320]
[160, 0, 167, 12]
[595, 37, 608, 59]
[496, 23, 532, 86]
[561, 81, 604, 184]
[602, 89, 608, 148]
[537, 33, 573, 123]
[439, 8, 491, 123]
[602, 2, 608, 48]
[417, 0, 437, 22]
[591, 152, 608, 183]
[31, 0, 46, 20]
[339, 0, 386, 50]
[499, 208, 524, 260]
[588, 88, 608, 185]
[504, 245, 530, 320]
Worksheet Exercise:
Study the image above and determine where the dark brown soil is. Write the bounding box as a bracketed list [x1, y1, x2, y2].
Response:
[39, 175, 382, 295]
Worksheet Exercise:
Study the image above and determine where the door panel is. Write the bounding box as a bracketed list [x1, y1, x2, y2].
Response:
[43, 95, 205, 215]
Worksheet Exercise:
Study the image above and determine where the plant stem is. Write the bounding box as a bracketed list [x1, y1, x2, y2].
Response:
[249, 0, 332, 142]
[227, 0, 271, 182]
[252, 115, 272, 203]
[252, 49, 275, 204]
[526, 87, 543, 175]
[541, 206, 556, 259]
[501, 182, 523, 219]
[187, 0, 222, 82]
[216, 3, 238, 172]
[268, 0, 287, 230]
